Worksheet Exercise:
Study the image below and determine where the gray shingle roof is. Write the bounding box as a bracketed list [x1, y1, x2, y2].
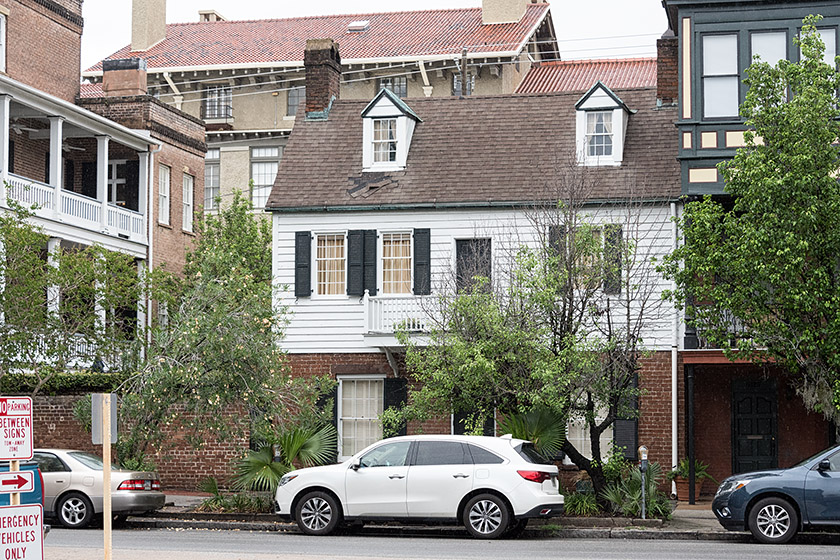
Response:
[267, 89, 679, 211]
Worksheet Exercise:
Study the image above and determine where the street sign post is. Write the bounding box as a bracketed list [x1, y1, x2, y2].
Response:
[0, 503, 43, 560]
[0, 472, 33, 494]
[0, 397, 33, 461]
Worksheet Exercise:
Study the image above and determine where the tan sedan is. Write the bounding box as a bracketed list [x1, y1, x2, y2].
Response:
[32, 449, 165, 528]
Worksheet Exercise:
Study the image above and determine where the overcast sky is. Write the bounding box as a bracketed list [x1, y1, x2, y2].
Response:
[80, 0, 669, 70]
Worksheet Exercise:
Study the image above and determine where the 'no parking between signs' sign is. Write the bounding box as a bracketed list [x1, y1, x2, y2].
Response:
[0, 398, 32, 462]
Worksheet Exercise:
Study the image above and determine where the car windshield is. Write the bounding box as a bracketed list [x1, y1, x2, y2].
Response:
[68, 452, 119, 471]
[792, 445, 840, 468]
[516, 442, 552, 465]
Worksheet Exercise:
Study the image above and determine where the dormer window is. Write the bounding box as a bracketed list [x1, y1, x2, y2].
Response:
[373, 118, 398, 163]
[575, 81, 634, 167]
[361, 89, 422, 172]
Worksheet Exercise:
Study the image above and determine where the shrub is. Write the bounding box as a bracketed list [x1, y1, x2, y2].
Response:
[601, 462, 672, 519]
[564, 492, 600, 516]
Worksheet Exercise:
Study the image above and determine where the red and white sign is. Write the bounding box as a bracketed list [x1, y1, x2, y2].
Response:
[0, 397, 33, 462]
[0, 504, 43, 560]
[0, 473, 33, 495]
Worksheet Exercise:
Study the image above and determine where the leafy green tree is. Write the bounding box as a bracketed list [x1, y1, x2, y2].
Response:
[661, 17, 840, 420]
[384, 170, 668, 501]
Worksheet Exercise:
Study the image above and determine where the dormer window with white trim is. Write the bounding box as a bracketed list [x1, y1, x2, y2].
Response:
[362, 89, 422, 172]
[575, 81, 634, 167]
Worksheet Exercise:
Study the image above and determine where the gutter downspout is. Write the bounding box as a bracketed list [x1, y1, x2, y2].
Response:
[670, 201, 679, 499]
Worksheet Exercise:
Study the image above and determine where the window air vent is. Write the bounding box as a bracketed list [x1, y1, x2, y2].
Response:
[347, 20, 370, 33]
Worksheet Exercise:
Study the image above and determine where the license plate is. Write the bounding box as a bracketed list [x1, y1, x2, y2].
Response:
[144, 481, 151, 491]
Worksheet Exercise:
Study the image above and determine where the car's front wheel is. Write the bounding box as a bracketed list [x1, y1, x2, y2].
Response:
[748, 497, 799, 544]
[295, 491, 341, 536]
[57, 492, 94, 529]
[463, 494, 510, 539]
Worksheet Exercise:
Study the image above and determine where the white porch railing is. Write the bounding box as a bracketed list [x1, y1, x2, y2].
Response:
[364, 292, 433, 334]
[5, 173, 146, 244]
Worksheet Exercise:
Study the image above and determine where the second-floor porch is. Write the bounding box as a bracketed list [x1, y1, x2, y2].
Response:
[362, 292, 433, 347]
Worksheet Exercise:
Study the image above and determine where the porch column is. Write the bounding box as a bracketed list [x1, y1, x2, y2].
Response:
[46, 237, 61, 317]
[136, 259, 147, 360]
[685, 364, 696, 504]
[96, 135, 110, 232]
[0, 94, 10, 206]
[138, 151, 149, 234]
[49, 116, 64, 219]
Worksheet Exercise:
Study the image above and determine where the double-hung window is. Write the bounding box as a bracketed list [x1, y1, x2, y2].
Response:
[287, 86, 305, 117]
[703, 34, 740, 118]
[586, 112, 613, 158]
[378, 76, 407, 98]
[158, 164, 170, 226]
[316, 233, 346, 296]
[373, 119, 398, 163]
[182, 173, 194, 233]
[204, 85, 232, 119]
[381, 232, 412, 294]
[339, 377, 384, 458]
[204, 148, 220, 210]
[250, 147, 280, 209]
[751, 31, 787, 65]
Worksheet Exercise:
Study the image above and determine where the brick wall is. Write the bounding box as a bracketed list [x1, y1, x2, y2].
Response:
[656, 35, 678, 105]
[638, 351, 677, 473]
[33, 395, 247, 490]
[2, 0, 83, 102]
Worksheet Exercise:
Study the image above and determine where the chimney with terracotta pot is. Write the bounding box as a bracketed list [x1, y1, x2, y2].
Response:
[102, 58, 148, 97]
[656, 30, 678, 106]
[304, 38, 341, 120]
[132, 0, 167, 52]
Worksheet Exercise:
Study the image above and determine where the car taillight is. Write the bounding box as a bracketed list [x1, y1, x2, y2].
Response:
[517, 470, 552, 483]
[118, 479, 160, 491]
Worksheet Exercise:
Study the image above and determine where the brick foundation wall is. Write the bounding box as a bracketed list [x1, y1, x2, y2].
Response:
[2, 0, 83, 102]
[32, 395, 248, 491]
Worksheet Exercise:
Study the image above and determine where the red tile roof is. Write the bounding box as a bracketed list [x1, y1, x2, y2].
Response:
[85, 4, 550, 73]
[79, 82, 103, 98]
[516, 58, 657, 94]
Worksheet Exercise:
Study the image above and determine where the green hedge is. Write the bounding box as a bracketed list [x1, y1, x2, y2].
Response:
[0, 371, 130, 395]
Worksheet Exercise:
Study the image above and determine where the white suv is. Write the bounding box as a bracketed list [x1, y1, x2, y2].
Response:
[274, 434, 564, 539]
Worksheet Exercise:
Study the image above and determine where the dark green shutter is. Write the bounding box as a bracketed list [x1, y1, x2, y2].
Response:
[63, 159, 75, 192]
[294, 231, 311, 298]
[317, 384, 339, 463]
[125, 161, 140, 211]
[347, 230, 364, 296]
[614, 372, 638, 461]
[548, 225, 565, 258]
[363, 230, 377, 296]
[413, 228, 431, 295]
[603, 224, 622, 295]
[8, 140, 14, 175]
[384, 377, 408, 437]
[44, 152, 50, 183]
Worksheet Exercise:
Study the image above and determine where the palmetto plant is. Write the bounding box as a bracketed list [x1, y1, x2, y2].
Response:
[233, 424, 337, 493]
[497, 407, 566, 460]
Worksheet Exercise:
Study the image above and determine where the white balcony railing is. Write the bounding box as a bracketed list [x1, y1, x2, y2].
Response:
[5, 174, 146, 244]
[364, 293, 434, 334]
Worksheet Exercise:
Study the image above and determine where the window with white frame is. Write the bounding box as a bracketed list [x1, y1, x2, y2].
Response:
[565, 415, 614, 464]
[316, 233, 346, 296]
[0, 14, 7, 74]
[203, 85, 232, 119]
[381, 232, 412, 294]
[158, 164, 170, 226]
[373, 119, 398, 163]
[204, 148, 220, 210]
[586, 112, 613, 158]
[182, 173, 194, 233]
[339, 377, 384, 458]
[378, 76, 408, 98]
[287, 86, 305, 117]
[250, 147, 280, 209]
[703, 34, 740, 118]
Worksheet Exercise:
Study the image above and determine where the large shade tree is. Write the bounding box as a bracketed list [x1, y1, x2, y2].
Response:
[661, 17, 840, 420]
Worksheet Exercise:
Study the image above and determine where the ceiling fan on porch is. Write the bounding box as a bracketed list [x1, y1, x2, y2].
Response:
[62, 143, 85, 152]
[10, 119, 38, 135]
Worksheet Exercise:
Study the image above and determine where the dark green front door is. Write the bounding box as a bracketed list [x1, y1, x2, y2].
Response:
[732, 379, 778, 473]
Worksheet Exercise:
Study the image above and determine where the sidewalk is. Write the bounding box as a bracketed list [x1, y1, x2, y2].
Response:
[123, 494, 838, 544]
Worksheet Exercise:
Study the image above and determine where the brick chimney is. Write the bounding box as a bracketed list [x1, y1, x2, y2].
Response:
[132, 0, 167, 52]
[657, 30, 678, 106]
[482, 0, 531, 25]
[304, 39, 341, 120]
[102, 58, 148, 97]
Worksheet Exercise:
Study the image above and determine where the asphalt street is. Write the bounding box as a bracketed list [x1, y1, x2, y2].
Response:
[44, 528, 839, 560]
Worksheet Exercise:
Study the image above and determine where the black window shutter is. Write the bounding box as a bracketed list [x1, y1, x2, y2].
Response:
[125, 161, 140, 211]
[63, 159, 75, 192]
[383, 377, 408, 437]
[413, 228, 431, 295]
[603, 224, 623, 295]
[347, 230, 364, 296]
[8, 140, 14, 175]
[614, 372, 638, 461]
[44, 151, 50, 184]
[81, 162, 97, 199]
[453, 410, 495, 436]
[294, 231, 312, 298]
[363, 230, 377, 296]
[317, 384, 339, 463]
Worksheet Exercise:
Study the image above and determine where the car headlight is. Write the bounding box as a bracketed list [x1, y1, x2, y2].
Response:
[278, 474, 298, 487]
[715, 478, 750, 497]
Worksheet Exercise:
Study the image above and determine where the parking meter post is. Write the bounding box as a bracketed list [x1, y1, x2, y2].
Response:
[103, 393, 112, 560]
[9, 460, 18, 506]
[638, 446, 649, 521]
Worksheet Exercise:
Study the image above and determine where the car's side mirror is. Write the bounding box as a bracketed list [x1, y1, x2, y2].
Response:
[350, 460, 361, 471]
[818, 459, 831, 472]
